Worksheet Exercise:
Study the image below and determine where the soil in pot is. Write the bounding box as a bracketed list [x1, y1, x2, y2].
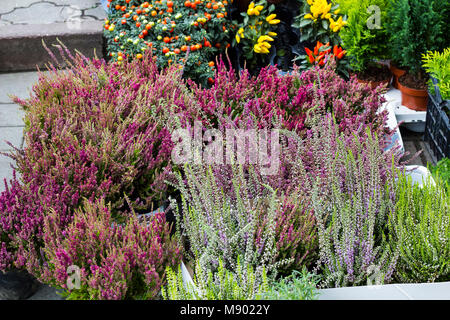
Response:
[355, 64, 392, 90]
[398, 73, 429, 111]
[389, 61, 407, 89]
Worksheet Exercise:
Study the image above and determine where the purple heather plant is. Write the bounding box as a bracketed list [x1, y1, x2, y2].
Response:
[29, 198, 182, 300]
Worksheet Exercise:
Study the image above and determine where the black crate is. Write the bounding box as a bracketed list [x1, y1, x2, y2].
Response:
[424, 83, 450, 161]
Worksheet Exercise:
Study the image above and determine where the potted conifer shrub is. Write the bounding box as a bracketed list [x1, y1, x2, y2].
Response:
[339, 0, 392, 89]
[387, 0, 446, 111]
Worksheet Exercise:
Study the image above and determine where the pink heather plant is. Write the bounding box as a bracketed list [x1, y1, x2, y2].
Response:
[29, 198, 181, 300]
[0, 46, 198, 274]
[189, 58, 391, 145]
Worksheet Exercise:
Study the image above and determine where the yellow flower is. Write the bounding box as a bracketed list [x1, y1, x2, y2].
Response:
[268, 19, 280, 24]
[249, 2, 255, 9]
[334, 8, 341, 15]
[259, 41, 271, 48]
[258, 35, 274, 42]
[254, 44, 262, 53]
[267, 31, 277, 37]
[266, 14, 277, 22]
[247, 8, 255, 15]
[304, 13, 313, 19]
[238, 27, 244, 36]
[255, 5, 264, 11]
[235, 34, 241, 43]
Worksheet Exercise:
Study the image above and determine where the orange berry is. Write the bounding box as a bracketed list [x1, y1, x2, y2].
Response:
[185, 1, 191, 7]
[162, 47, 169, 53]
[164, 37, 171, 43]
[213, 4, 219, 9]
[151, 10, 157, 16]
[208, 61, 214, 67]
[181, 45, 188, 52]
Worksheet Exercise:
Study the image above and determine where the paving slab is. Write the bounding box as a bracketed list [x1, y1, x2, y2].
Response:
[0, 127, 24, 151]
[0, 1, 103, 16]
[0, 71, 40, 104]
[0, 104, 25, 127]
[0, 153, 15, 193]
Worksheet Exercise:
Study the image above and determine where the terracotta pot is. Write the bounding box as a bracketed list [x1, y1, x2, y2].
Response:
[398, 77, 428, 111]
[389, 61, 406, 89]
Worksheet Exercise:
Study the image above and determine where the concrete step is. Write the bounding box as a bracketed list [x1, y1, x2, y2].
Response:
[0, 1, 106, 72]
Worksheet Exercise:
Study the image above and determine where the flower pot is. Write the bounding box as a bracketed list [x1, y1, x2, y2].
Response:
[389, 61, 406, 89]
[0, 269, 40, 300]
[398, 78, 428, 112]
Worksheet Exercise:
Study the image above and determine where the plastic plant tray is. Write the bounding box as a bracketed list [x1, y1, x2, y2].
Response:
[383, 87, 427, 124]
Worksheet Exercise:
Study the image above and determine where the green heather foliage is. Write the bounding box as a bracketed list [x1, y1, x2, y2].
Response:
[339, 0, 390, 73]
[387, 0, 445, 74]
[388, 173, 450, 283]
[162, 257, 269, 300]
[430, 158, 450, 189]
[257, 268, 320, 300]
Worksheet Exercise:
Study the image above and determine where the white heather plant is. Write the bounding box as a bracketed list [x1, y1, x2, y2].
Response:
[308, 124, 400, 288]
[168, 163, 292, 290]
[387, 173, 450, 283]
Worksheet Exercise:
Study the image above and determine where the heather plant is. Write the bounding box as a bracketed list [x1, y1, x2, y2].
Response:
[257, 267, 320, 300]
[308, 119, 400, 288]
[162, 257, 269, 300]
[169, 163, 287, 277]
[31, 198, 182, 300]
[387, 173, 449, 283]
[0, 46, 199, 274]
[190, 59, 391, 142]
